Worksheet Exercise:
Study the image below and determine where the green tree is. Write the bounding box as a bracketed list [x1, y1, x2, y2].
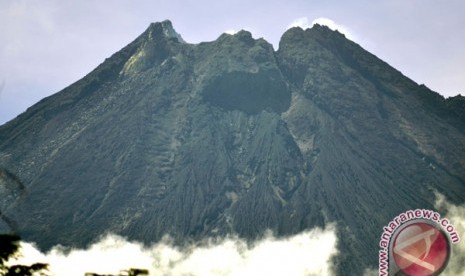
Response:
[0, 168, 48, 275]
[0, 234, 48, 276]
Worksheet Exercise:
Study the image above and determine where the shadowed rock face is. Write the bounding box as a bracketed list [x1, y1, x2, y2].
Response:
[0, 21, 464, 274]
[202, 70, 290, 114]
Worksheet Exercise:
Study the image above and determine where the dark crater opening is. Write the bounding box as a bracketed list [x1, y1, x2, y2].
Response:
[202, 70, 291, 114]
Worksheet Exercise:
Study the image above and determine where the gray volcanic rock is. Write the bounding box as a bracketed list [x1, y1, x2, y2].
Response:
[0, 21, 464, 274]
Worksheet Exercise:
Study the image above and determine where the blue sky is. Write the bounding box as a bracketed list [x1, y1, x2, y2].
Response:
[1, 0, 464, 124]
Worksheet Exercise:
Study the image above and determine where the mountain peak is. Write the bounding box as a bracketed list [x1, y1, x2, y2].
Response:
[146, 20, 185, 43]
[1, 19, 465, 276]
[280, 23, 346, 45]
[119, 20, 185, 75]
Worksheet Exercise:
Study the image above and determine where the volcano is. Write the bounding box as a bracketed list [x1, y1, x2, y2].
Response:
[0, 20, 464, 274]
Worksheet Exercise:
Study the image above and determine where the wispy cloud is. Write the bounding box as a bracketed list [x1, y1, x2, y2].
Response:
[435, 193, 465, 275]
[287, 17, 313, 30]
[224, 29, 239, 35]
[0, 80, 5, 99]
[10, 225, 338, 276]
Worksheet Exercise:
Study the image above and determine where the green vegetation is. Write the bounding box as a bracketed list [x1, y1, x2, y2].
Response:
[84, 268, 148, 276]
[0, 234, 48, 276]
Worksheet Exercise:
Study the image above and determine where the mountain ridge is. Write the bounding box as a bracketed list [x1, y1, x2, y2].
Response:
[0, 20, 464, 274]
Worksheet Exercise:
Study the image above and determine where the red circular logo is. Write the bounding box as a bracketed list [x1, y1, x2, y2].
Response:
[392, 222, 450, 276]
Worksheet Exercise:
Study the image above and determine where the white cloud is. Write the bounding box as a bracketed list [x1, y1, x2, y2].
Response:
[225, 29, 239, 35]
[287, 17, 313, 30]
[287, 17, 355, 41]
[9, 225, 338, 276]
[223, 27, 261, 40]
[435, 193, 465, 276]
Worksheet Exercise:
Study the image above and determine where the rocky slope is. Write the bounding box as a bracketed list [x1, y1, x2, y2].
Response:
[0, 20, 464, 274]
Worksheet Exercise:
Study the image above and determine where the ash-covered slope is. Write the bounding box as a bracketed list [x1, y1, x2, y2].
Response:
[1, 20, 464, 274]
